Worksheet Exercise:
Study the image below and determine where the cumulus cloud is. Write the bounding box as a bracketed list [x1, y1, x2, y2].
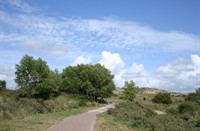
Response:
[99, 51, 148, 87]
[99, 51, 125, 75]
[99, 51, 200, 92]
[71, 56, 92, 66]
[154, 54, 200, 92]
[0, 65, 16, 89]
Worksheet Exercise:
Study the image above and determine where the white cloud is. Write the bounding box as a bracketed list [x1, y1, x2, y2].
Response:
[154, 54, 200, 92]
[99, 51, 125, 75]
[5, 0, 34, 13]
[191, 54, 200, 66]
[0, 65, 16, 89]
[0, 9, 199, 57]
[1, 1, 199, 92]
[21, 39, 71, 56]
[99, 52, 200, 92]
[71, 56, 92, 66]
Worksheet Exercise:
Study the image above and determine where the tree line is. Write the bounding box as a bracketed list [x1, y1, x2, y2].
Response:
[13, 54, 115, 100]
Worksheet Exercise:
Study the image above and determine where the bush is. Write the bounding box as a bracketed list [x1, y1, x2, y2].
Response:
[78, 99, 87, 107]
[152, 93, 172, 104]
[178, 102, 196, 116]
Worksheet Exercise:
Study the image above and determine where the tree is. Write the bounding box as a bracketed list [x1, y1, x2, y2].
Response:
[15, 54, 51, 98]
[61, 64, 115, 101]
[0, 80, 6, 90]
[123, 80, 137, 101]
[152, 92, 172, 104]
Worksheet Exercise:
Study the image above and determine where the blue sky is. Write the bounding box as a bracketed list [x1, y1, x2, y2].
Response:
[0, 0, 200, 92]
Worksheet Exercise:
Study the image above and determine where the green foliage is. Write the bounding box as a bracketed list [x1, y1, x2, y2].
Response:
[0, 93, 95, 120]
[111, 101, 199, 130]
[152, 92, 172, 104]
[0, 80, 6, 90]
[186, 88, 200, 106]
[123, 80, 137, 101]
[78, 99, 87, 107]
[61, 64, 115, 101]
[178, 102, 196, 116]
[15, 55, 60, 99]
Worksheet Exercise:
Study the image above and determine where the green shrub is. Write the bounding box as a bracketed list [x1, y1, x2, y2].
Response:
[78, 99, 87, 107]
[152, 93, 172, 104]
[178, 102, 196, 116]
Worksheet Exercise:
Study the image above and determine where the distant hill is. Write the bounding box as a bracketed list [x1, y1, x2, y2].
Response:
[138, 87, 167, 94]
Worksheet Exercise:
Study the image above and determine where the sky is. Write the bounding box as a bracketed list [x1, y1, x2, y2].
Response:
[0, 0, 200, 92]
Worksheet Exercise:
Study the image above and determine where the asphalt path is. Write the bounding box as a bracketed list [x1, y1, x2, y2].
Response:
[47, 104, 114, 131]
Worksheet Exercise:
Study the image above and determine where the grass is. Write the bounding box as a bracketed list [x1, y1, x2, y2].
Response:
[94, 113, 133, 131]
[0, 104, 102, 131]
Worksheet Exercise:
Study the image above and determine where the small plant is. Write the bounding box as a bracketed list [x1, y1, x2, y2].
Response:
[152, 93, 172, 105]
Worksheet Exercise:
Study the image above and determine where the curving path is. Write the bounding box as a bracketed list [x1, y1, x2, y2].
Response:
[47, 104, 114, 131]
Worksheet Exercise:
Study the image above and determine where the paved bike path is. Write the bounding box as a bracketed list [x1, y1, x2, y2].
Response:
[47, 104, 114, 131]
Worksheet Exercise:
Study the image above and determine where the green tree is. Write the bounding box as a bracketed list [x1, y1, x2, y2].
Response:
[0, 80, 6, 90]
[152, 92, 172, 104]
[123, 80, 137, 101]
[61, 64, 115, 101]
[34, 69, 62, 99]
[15, 54, 51, 98]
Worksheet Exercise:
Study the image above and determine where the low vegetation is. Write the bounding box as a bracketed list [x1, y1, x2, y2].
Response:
[94, 85, 200, 131]
[152, 92, 172, 104]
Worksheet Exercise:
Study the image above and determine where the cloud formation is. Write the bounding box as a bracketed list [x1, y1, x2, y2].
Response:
[1, 1, 199, 92]
[0, 9, 199, 57]
[99, 51, 125, 75]
[99, 51, 200, 92]
[71, 56, 92, 66]
[155, 55, 200, 92]
[3, 0, 34, 13]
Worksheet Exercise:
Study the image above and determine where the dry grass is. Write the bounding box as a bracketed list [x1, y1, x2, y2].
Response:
[94, 113, 133, 131]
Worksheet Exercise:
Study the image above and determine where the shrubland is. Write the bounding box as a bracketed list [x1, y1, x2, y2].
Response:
[94, 82, 200, 131]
